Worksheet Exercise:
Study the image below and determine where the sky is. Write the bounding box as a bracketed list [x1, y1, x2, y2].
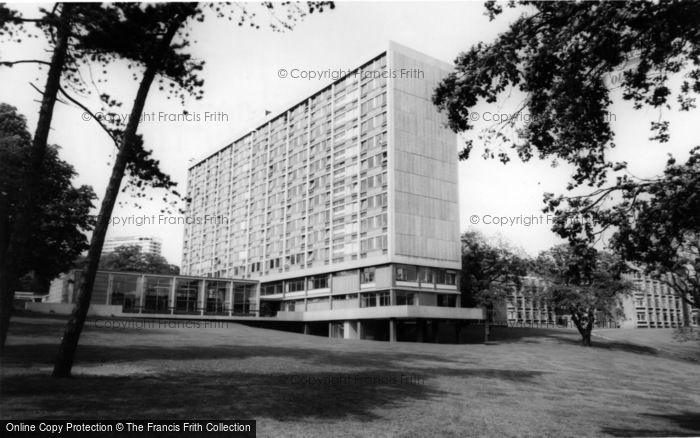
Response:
[1, 1, 698, 266]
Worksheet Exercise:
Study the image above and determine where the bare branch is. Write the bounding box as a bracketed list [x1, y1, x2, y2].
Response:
[57, 85, 120, 148]
[0, 60, 51, 67]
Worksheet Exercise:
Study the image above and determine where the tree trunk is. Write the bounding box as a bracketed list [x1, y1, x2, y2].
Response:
[0, 273, 17, 352]
[52, 15, 188, 378]
[0, 3, 74, 351]
[581, 331, 592, 346]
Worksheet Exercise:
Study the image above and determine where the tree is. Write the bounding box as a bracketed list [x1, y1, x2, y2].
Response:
[534, 244, 632, 346]
[608, 152, 699, 312]
[51, 2, 334, 378]
[0, 103, 95, 350]
[0, 2, 180, 349]
[76, 245, 179, 275]
[431, 1, 700, 313]
[460, 231, 529, 308]
[460, 231, 529, 341]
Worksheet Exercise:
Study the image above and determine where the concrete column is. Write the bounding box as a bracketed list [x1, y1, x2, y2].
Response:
[138, 275, 145, 313]
[106, 274, 113, 305]
[231, 284, 236, 315]
[328, 321, 333, 338]
[389, 318, 397, 342]
[199, 280, 206, 316]
[169, 278, 176, 315]
[390, 289, 396, 306]
[226, 282, 233, 317]
[357, 320, 363, 340]
[303, 323, 310, 335]
[455, 295, 461, 308]
[343, 321, 357, 339]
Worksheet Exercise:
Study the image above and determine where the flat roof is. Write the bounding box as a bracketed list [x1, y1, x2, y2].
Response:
[188, 50, 388, 171]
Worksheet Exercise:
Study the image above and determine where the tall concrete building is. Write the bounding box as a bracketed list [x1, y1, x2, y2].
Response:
[102, 236, 163, 256]
[181, 42, 481, 340]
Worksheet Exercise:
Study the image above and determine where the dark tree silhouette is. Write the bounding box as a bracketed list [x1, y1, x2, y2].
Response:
[0, 2, 183, 349]
[460, 231, 529, 342]
[51, 2, 334, 377]
[75, 245, 179, 275]
[533, 245, 631, 346]
[0, 103, 95, 350]
[432, 1, 700, 313]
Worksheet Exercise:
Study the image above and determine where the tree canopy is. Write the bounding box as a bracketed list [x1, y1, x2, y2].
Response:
[0, 103, 95, 347]
[0, 103, 95, 283]
[459, 231, 529, 309]
[76, 245, 179, 275]
[433, 1, 700, 310]
[533, 244, 632, 346]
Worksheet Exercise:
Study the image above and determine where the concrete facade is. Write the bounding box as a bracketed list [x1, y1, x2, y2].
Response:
[179, 42, 480, 341]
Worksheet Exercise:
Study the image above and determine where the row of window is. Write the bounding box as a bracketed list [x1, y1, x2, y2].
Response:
[395, 265, 457, 285]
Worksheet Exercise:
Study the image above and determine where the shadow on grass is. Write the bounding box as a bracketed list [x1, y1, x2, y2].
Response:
[467, 326, 675, 361]
[2, 342, 548, 382]
[554, 337, 660, 356]
[601, 411, 700, 437]
[0, 367, 545, 420]
[2, 342, 464, 369]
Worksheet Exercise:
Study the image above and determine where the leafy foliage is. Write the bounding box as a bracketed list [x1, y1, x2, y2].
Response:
[460, 231, 529, 308]
[432, 1, 700, 310]
[533, 244, 632, 345]
[0, 103, 96, 289]
[74, 245, 179, 275]
[609, 150, 700, 308]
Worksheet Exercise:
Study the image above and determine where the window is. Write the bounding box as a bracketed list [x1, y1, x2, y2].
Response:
[396, 292, 414, 305]
[308, 276, 329, 290]
[396, 265, 417, 282]
[361, 267, 375, 284]
[377, 291, 390, 306]
[287, 279, 305, 293]
[418, 267, 432, 283]
[361, 293, 377, 307]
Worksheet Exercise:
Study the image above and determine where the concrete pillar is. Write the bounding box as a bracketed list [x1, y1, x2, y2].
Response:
[226, 282, 233, 317]
[357, 320, 363, 340]
[199, 280, 206, 316]
[169, 278, 177, 315]
[390, 290, 396, 306]
[231, 284, 236, 315]
[303, 323, 310, 335]
[138, 275, 145, 313]
[328, 321, 333, 338]
[106, 274, 113, 305]
[389, 318, 397, 342]
[343, 321, 357, 339]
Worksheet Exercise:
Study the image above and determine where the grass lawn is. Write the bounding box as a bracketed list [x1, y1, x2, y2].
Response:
[2, 314, 700, 437]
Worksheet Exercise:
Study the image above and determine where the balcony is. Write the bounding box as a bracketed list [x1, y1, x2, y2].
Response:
[275, 305, 484, 322]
